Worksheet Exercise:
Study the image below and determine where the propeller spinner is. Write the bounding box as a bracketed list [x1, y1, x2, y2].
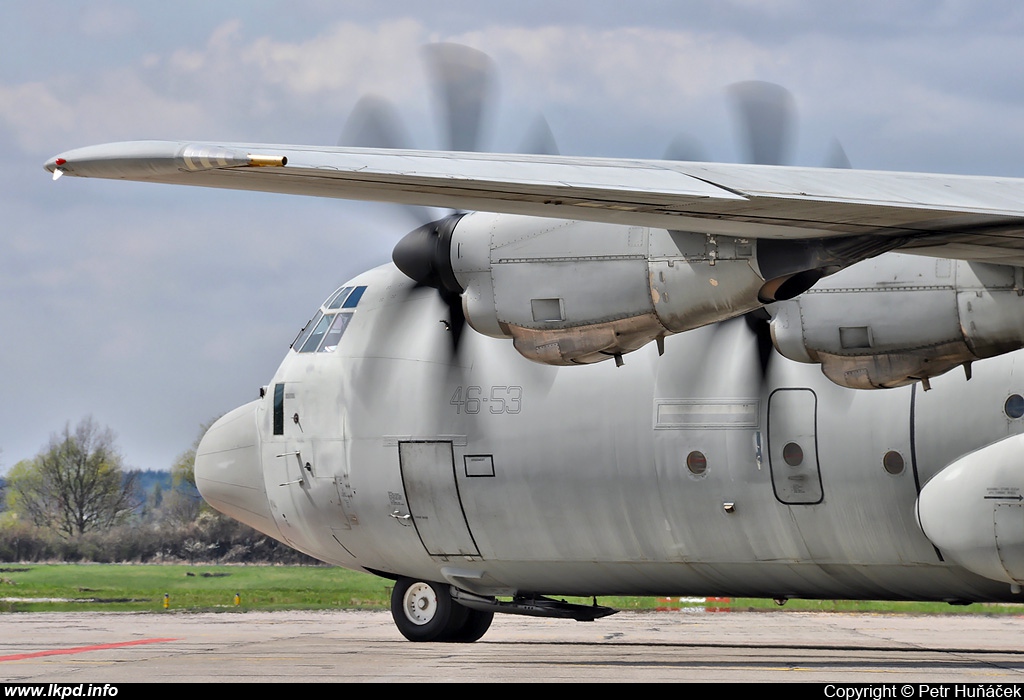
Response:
[391, 213, 467, 353]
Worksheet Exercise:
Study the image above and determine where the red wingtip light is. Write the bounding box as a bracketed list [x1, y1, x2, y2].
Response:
[55, 158, 66, 166]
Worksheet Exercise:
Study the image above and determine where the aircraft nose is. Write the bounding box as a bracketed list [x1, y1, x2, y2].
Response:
[195, 400, 283, 540]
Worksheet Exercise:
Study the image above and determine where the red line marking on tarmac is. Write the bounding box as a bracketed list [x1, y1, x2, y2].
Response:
[0, 638, 178, 662]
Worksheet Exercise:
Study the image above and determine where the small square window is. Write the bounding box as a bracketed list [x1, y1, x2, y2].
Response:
[531, 298, 564, 322]
[839, 326, 872, 349]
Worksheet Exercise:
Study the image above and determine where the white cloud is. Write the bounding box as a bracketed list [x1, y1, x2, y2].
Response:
[10, 13, 1021, 165]
[240, 19, 426, 97]
[0, 82, 75, 151]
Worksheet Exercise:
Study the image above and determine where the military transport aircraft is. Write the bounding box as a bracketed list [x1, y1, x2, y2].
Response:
[45, 44, 1024, 643]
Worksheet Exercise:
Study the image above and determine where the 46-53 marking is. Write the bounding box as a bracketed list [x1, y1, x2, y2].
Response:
[450, 385, 523, 415]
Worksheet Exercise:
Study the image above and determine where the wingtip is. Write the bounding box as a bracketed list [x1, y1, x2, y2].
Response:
[41, 141, 189, 180]
[44, 155, 66, 180]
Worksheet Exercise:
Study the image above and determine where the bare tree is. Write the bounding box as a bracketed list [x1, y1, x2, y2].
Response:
[6, 417, 139, 537]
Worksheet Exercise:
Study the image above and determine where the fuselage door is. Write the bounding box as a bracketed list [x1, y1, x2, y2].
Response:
[261, 381, 355, 550]
[260, 382, 308, 548]
[767, 388, 824, 505]
[994, 503, 1024, 582]
[398, 440, 481, 558]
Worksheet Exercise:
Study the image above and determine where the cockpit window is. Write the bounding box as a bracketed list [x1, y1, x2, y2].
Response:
[293, 285, 368, 353]
[319, 313, 352, 352]
[299, 314, 333, 353]
[325, 285, 368, 309]
[342, 286, 366, 308]
[326, 287, 352, 309]
[291, 311, 323, 350]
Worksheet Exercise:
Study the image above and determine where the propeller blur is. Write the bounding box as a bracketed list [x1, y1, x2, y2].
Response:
[45, 45, 1024, 643]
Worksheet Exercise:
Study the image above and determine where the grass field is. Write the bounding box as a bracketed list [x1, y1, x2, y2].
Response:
[3, 564, 1024, 615]
[0, 564, 391, 612]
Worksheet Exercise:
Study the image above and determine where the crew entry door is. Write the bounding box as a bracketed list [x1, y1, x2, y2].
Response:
[767, 388, 824, 505]
[398, 441, 480, 558]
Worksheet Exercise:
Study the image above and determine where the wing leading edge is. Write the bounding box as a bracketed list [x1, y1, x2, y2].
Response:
[46, 140, 1024, 263]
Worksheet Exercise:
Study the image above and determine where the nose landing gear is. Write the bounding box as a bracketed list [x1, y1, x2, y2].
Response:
[390, 578, 494, 643]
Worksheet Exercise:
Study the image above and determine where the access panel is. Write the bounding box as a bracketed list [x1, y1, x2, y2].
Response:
[398, 441, 480, 557]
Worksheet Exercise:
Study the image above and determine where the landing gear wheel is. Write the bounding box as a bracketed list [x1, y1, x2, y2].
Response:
[391, 578, 458, 642]
[390, 578, 493, 643]
[449, 608, 494, 643]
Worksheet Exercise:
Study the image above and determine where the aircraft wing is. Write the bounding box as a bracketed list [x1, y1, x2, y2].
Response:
[46, 140, 1024, 264]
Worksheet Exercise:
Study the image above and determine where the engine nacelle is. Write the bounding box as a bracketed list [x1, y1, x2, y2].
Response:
[770, 255, 1024, 389]
[918, 433, 1024, 588]
[392, 212, 900, 366]
[452, 213, 766, 365]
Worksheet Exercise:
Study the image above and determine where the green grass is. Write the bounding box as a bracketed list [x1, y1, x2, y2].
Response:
[2, 564, 1024, 615]
[0, 564, 393, 612]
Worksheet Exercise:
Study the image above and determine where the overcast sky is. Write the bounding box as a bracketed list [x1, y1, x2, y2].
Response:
[3, 1, 1024, 473]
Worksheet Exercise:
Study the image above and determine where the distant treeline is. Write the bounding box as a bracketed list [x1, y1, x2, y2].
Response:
[0, 510, 319, 565]
[1, 467, 317, 564]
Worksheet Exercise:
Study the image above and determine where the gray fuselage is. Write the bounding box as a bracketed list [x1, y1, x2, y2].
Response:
[197, 262, 1024, 603]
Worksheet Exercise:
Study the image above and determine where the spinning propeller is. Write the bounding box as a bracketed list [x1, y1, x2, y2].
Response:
[341, 43, 557, 356]
[729, 80, 851, 169]
[343, 46, 847, 368]
[729, 81, 796, 166]
[724, 80, 851, 378]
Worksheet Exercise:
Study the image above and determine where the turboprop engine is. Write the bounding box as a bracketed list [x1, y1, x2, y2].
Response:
[769, 255, 1024, 389]
[393, 211, 897, 366]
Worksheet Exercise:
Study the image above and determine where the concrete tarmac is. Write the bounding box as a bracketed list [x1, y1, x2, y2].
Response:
[2, 609, 1024, 683]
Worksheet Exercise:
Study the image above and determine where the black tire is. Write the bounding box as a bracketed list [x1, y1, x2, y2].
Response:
[391, 578, 462, 642]
[449, 608, 494, 643]
[390, 578, 494, 643]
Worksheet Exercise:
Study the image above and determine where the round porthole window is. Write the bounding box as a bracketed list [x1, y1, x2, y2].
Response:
[882, 450, 905, 475]
[1005, 394, 1024, 419]
[686, 451, 707, 475]
[782, 442, 804, 467]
